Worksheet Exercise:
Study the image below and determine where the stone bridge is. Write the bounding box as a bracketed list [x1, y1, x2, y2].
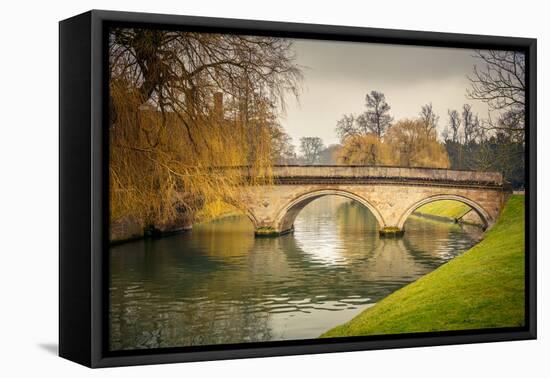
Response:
[239, 165, 510, 237]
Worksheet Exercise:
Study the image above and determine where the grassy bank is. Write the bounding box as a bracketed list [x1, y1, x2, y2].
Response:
[321, 195, 525, 337]
[414, 199, 471, 220]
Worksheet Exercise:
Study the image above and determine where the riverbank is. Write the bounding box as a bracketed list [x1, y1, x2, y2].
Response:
[110, 201, 241, 244]
[321, 195, 525, 337]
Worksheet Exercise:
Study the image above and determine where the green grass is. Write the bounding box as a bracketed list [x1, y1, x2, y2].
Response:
[321, 195, 525, 337]
[414, 200, 472, 219]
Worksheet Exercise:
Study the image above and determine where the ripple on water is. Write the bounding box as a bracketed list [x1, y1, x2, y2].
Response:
[109, 196, 483, 350]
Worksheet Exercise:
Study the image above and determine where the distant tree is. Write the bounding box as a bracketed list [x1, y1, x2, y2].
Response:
[419, 103, 439, 137]
[447, 109, 461, 143]
[319, 144, 342, 165]
[469, 140, 496, 172]
[385, 119, 450, 168]
[335, 114, 358, 142]
[467, 50, 525, 143]
[462, 104, 475, 144]
[356, 91, 393, 138]
[270, 126, 296, 164]
[472, 115, 486, 142]
[496, 109, 525, 143]
[491, 134, 525, 188]
[441, 125, 451, 141]
[336, 134, 392, 166]
[299, 137, 324, 164]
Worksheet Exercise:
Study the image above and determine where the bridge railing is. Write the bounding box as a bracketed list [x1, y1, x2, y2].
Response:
[266, 165, 504, 186]
[217, 165, 504, 187]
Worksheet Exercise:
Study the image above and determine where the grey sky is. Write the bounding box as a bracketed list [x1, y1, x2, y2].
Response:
[280, 39, 491, 148]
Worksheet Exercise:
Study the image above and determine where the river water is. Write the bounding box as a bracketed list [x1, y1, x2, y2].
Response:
[109, 196, 483, 351]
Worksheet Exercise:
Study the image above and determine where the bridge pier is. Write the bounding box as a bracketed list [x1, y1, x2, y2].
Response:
[379, 227, 405, 237]
[254, 224, 406, 238]
[254, 225, 294, 237]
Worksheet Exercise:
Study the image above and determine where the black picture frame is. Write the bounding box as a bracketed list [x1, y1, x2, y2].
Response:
[59, 9, 537, 368]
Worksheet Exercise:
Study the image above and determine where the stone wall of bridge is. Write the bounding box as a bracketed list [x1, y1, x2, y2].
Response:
[241, 183, 508, 236]
[237, 166, 508, 236]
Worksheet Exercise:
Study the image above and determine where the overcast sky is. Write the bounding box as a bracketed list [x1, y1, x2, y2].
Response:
[280, 39, 491, 148]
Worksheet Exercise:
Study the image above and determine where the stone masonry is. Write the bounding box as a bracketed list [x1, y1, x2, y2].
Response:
[239, 166, 510, 236]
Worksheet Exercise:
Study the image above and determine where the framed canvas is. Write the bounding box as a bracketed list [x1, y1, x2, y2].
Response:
[59, 10, 537, 368]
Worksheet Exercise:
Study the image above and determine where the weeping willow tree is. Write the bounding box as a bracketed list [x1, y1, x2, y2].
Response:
[336, 120, 450, 168]
[336, 134, 393, 165]
[109, 28, 302, 234]
[384, 119, 450, 168]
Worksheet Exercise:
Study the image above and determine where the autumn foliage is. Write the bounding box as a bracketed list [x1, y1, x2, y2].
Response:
[336, 134, 392, 166]
[109, 29, 302, 231]
[385, 119, 450, 168]
[337, 119, 450, 168]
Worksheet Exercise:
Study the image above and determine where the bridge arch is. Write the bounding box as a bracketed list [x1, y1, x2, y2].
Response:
[212, 198, 261, 229]
[274, 189, 385, 234]
[397, 194, 492, 230]
[242, 209, 260, 229]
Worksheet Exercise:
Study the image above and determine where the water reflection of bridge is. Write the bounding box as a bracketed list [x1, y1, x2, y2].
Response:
[110, 198, 481, 349]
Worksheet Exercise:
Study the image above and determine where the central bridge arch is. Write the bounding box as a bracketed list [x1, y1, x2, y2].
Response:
[274, 189, 385, 234]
